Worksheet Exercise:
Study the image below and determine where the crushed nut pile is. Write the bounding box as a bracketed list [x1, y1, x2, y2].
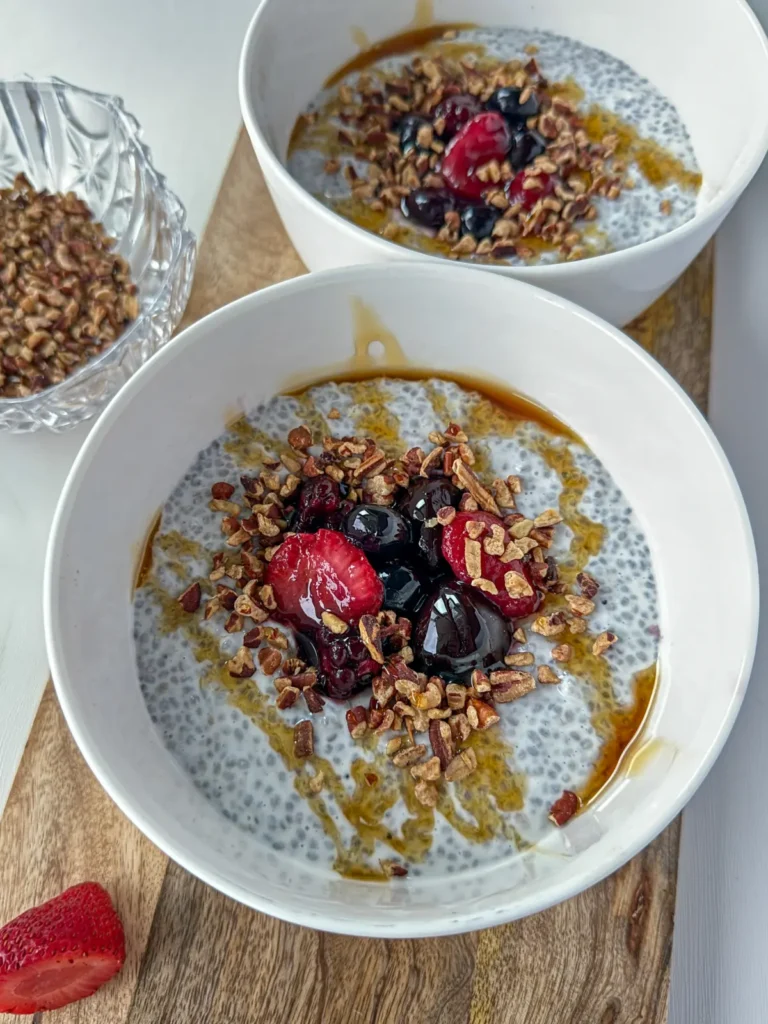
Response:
[176, 417, 619, 833]
[0, 173, 138, 399]
[302, 37, 630, 262]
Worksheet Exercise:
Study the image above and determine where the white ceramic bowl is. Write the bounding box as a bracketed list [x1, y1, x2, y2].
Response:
[45, 263, 757, 936]
[239, 0, 768, 326]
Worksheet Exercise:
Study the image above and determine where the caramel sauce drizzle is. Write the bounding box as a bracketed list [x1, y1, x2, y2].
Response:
[136, 371, 657, 876]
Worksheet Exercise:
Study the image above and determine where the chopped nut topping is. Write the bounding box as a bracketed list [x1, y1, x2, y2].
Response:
[549, 789, 580, 826]
[258, 646, 283, 675]
[490, 669, 536, 702]
[444, 747, 478, 782]
[504, 650, 535, 667]
[537, 665, 560, 684]
[414, 780, 439, 807]
[392, 743, 428, 768]
[288, 425, 313, 450]
[308, 770, 325, 793]
[293, 720, 314, 759]
[411, 756, 441, 782]
[532, 614, 567, 637]
[346, 706, 368, 739]
[471, 577, 498, 595]
[577, 570, 600, 598]
[567, 616, 588, 635]
[509, 518, 534, 539]
[359, 614, 385, 663]
[464, 537, 483, 579]
[593, 631, 618, 656]
[533, 508, 563, 528]
[513, 627, 527, 643]
[551, 644, 572, 662]
[504, 570, 534, 598]
[565, 593, 595, 616]
[321, 611, 348, 634]
[227, 646, 256, 679]
[177, 582, 201, 613]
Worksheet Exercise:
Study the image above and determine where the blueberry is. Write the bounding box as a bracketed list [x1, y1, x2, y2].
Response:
[413, 580, 512, 681]
[379, 562, 427, 616]
[399, 115, 432, 153]
[342, 504, 412, 557]
[401, 188, 456, 230]
[398, 478, 461, 521]
[460, 204, 500, 239]
[508, 129, 547, 171]
[487, 87, 540, 126]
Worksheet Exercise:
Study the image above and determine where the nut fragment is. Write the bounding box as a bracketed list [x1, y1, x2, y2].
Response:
[537, 665, 560, 684]
[411, 756, 441, 781]
[444, 747, 478, 782]
[533, 508, 563, 528]
[466, 697, 501, 731]
[227, 646, 256, 678]
[211, 482, 235, 500]
[392, 743, 428, 768]
[429, 718, 455, 770]
[551, 644, 572, 662]
[359, 614, 385, 663]
[258, 646, 283, 675]
[445, 683, 468, 709]
[565, 594, 595, 616]
[276, 685, 300, 709]
[321, 611, 348, 634]
[293, 720, 314, 759]
[490, 669, 536, 702]
[549, 789, 580, 826]
[593, 631, 618, 656]
[346, 706, 368, 739]
[504, 570, 534, 598]
[504, 650, 535, 667]
[576, 570, 600, 598]
[308, 770, 325, 793]
[177, 582, 201, 613]
[464, 537, 483, 579]
[532, 614, 567, 637]
[414, 780, 438, 807]
[304, 688, 326, 714]
[288, 425, 313, 450]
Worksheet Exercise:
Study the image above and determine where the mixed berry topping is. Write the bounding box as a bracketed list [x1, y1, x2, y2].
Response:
[178, 410, 618, 836]
[305, 33, 634, 262]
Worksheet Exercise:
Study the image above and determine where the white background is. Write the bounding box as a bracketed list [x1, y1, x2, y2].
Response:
[1, 2, 768, 1019]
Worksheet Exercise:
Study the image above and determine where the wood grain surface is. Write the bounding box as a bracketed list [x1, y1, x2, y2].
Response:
[0, 129, 713, 1024]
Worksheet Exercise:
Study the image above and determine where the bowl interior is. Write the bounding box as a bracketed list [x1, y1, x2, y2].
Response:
[45, 264, 756, 935]
[245, 0, 768, 207]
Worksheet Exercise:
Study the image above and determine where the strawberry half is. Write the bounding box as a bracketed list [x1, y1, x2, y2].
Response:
[266, 529, 384, 628]
[441, 510, 540, 619]
[0, 882, 125, 1014]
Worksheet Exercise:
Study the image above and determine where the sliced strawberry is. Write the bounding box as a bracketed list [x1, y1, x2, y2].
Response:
[440, 111, 511, 199]
[266, 529, 384, 628]
[0, 882, 125, 1014]
[441, 510, 540, 619]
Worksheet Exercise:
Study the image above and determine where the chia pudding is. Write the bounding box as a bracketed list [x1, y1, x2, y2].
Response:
[287, 25, 701, 265]
[133, 376, 659, 880]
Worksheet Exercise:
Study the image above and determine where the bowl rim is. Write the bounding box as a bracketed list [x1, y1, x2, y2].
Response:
[238, 0, 768, 277]
[44, 262, 759, 937]
[0, 76, 194, 413]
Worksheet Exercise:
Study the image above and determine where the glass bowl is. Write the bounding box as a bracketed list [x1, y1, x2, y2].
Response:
[0, 78, 196, 433]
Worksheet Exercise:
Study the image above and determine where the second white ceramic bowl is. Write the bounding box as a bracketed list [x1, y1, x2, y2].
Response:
[240, 0, 768, 325]
[45, 263, 757, 936]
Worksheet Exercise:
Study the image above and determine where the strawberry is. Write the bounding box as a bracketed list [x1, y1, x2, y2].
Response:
[441, 510, 540, 619]
[440, 111, 511, 199]
[266, 529, 384, 628]
[0, 882, 125, 1014]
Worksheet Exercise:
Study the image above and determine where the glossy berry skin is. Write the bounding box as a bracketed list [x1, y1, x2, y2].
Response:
[378, 562, 428, 616]
[487, 87, 540, 126]
[266, 529, 384, 628]
[343, 504, 412, 558]
[315, 628, 381, 700]
[507, 128, 547, 172]
[460, 203, 500, 239]
[506, 170, 556, 211]
[397, 477, 461, 571]
[434, 93, 482, 138]
[401, 188, 456, 230]
[441, 112, 511, 199]
[399, 114, 431, 153]
[413, 580, 512, 681]
[441, 510, 540, 619]
[294, 476, 341, 532]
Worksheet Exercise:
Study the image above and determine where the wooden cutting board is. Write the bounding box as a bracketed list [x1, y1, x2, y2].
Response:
[0, 129, 713, 1024]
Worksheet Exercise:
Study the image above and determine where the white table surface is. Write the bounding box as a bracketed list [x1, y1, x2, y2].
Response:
[3, 3, 768, 1020]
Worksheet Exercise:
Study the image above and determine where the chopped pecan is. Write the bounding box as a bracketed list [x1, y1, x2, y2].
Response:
[359, 614, 385, 663]
[429, 719, 455, 770]
[227, 647, 256, 678]
[177, 582, 201, 613]
[549, 789, 580, 826]
[411, 756, 441, 781]
[288, 425, 313, 450]
[258, 646, 283, 675]
[444, 747, 478, 782]
[452, 458, 501, 515]
[471, 669, 492, 694]
[538, 665, 560, 684]
[346, 706, 368, 739]
[450, 713, 472, 744]
[552, 644, 572, 662]
[565, 594, 595, 616]
[392, 743, 427, 767]
[414, 780, 438, 807]
[533, 508, 563, 528]
[293, 720, 314, 759]
[577, 570, 600, 599]
[276, 686, 300, 709]
[445, 682, 468, 709]
[242, 626, 263, 648]
[321, 611, 348, 634]
[490, 669, 536, 702]
[224, 612, 244, 633]
[504, 650, 534, 667]
[466, 697, 501, 730]
[593, 631, 618, 656]
[532, 613, 567, 637]
[211, 481, 235, 500]
[304, 688, 326, 714]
